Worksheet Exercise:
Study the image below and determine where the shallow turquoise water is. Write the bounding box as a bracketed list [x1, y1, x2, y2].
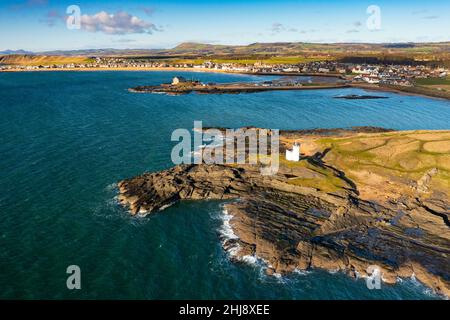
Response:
[0, 71, 449, 299]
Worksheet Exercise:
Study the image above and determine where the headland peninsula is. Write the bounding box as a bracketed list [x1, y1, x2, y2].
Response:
[129, 76, 351, 95]
[118, 127, 450, 297]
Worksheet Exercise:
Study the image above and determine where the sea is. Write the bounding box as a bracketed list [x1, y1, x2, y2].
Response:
[0, 71, 449, 299]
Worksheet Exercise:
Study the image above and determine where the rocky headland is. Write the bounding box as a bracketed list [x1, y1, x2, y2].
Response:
[118, 128, 450, 297]
[334, 94, 389, 99]
[129, 83, 351, 95]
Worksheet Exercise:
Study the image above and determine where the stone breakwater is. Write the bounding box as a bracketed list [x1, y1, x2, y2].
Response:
[129, 84, 351, 95]
[117, 129, 450, 297]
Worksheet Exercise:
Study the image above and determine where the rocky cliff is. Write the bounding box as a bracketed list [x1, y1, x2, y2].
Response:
[118, 129, 450, 297]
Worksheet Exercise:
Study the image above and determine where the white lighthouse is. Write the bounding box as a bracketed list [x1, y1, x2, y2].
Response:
[286, 142, 301, 162]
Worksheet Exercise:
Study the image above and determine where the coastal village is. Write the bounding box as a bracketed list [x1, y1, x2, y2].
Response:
[1, 56, 448, 87]
[2, 0, 450, 303]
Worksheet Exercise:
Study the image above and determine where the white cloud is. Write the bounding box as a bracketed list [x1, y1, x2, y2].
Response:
[299, 29, 317, 34]
[270, 22, 285, 33]
[79, 11, 159, 35]
[423, 15, 439, 19]
[270, 23, 300, 34]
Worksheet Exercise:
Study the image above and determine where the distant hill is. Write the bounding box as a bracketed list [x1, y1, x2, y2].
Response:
[0, 55, 93, 66]
[1, 41, 449, 66]
[38, 48, 161, 57]
[143, 41, 450, 66]
[0, 49, 34, 55]
[26, 41, 448, 57]
[165, 41, 450, 57]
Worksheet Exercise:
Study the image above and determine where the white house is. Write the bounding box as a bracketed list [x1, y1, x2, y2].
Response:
[362, 75, 380, 84]
[283, 67, 300, 72]
[172, 76, 187, 85]
[286, 142, 301, 162]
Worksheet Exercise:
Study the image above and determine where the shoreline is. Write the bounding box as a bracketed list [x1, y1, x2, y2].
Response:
[0, 66, 345, 82]
[0, 66, 344, 77]
[0, 66, 265, 75]
[2, 66, 448, 100]
[219, 205, 441, 298]
[351, 83, 450, 100]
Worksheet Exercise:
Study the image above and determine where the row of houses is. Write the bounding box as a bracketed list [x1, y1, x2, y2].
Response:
[1, 57, 448, 85]
[350, 64, 448, 86]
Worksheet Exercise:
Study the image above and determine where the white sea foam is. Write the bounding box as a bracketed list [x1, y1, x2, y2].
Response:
[270, 272, 280, 279]
[158, 203, 174, 211]
[241, 255, 258, 265]
[328, 268, 339, 274]
[217, 208, 316, 285]
[217, 208, 241, 258]
[227, 244, 241, 257]
[217, 208, 275, 277]
[406, 273, 443, 298]
[105, 182, 118, 192]
[218, 209, 267, 271]
[293, 268, 311, 276]
[219, 209, 239, 241]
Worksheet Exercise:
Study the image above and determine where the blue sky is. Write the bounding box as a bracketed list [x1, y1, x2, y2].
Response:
[0, 0, 449, 51]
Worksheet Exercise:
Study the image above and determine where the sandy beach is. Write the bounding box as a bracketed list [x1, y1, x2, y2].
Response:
[0, 66, 247, 74]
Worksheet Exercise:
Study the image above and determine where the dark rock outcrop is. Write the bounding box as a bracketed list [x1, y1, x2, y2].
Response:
[118, 163, 450, 297]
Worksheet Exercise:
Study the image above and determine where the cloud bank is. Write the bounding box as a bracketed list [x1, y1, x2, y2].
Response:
[79, 11, 159, 35]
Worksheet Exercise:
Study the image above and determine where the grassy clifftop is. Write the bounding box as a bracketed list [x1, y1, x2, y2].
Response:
[283, 130, 450, 201]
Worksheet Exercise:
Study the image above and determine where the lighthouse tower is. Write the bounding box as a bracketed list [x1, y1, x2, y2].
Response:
[286, 142, 301, 162]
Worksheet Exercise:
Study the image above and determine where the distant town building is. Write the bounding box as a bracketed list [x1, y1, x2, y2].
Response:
[363, 75, 380, 84]
[172, 76, 187, 85]
[286, 142, 301, 162]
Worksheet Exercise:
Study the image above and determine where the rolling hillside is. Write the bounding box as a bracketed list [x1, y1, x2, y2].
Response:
[1, 41, 449, 66]
[0, 55, 93, 66]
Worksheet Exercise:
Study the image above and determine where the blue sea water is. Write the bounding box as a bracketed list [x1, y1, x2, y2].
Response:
[0, 71, 449, 299]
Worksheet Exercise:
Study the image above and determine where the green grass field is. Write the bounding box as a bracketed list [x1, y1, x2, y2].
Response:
[316, 131, 450, 197]
[415, 77, 450, 86]
[169, 56, 332, 66]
